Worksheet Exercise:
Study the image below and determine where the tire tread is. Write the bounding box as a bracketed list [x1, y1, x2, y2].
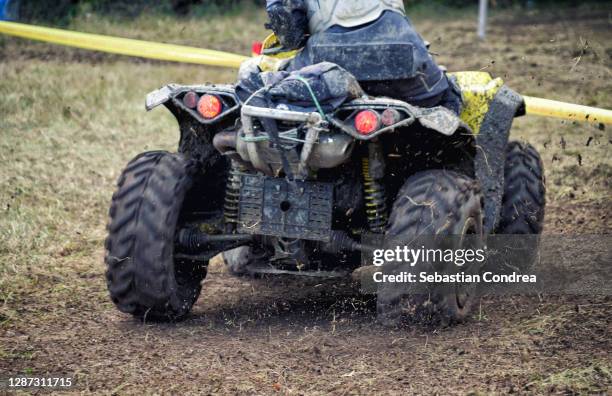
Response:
[104, 151, 205, 321]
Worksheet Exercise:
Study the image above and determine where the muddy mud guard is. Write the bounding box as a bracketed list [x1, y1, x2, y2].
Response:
[475, 86, 524, 233]
[145, 85, 239, 235]
[172, 111, 222, 165]
[146, 84, 239, 166]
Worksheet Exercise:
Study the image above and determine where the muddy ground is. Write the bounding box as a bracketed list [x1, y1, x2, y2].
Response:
[0, 4, 611, 395]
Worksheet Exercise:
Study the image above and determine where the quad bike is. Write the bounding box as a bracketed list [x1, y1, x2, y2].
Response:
[104, 43, 545, 323]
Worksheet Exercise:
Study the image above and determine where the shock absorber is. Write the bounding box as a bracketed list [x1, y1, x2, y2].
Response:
[224, 162, 242, 225]
[362, 152, 388, 233]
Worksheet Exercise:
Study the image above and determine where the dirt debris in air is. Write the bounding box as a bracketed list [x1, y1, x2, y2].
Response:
[0, 4, 611, 395]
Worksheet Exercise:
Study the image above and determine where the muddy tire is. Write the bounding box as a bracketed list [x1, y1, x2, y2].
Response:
[496, 141, 546, 234]
[105, 151, 206, 321]
[377, 170, 484, 326]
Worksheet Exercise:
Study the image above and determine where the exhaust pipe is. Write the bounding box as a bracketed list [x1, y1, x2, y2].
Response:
[213, 130, 237, 154]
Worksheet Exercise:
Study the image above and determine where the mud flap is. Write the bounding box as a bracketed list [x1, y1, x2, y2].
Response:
[475, 86, 524, 233]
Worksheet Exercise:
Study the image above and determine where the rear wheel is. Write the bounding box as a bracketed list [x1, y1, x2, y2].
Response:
[105, 151, 208, 321]
[377, 170, 484, 326]
[496, 141, 546, 234]
[491, 141, 546, 273]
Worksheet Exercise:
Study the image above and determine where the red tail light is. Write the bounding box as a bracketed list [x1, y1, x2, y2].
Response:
[252, 41, 263, 56]
[381, 108, 401, 126]
[183, 91, 199, 109]
[197, 94, 222, 119]
[354, 110, 380, 135]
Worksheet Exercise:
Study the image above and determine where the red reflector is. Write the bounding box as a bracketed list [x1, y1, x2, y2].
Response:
[355, 110, 380, 135]
[252, 41, 263, 56]
[183, 91, 199, 109]
[381, 108, 400, 126]
[197, 94, 222, 119]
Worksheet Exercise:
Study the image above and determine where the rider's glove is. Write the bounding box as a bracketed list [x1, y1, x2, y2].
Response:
[265, 0, 308, 51]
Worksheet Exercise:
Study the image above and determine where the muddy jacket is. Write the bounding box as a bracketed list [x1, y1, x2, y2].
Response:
[307, 0, 405, 34]
[267, 0, 405, 34]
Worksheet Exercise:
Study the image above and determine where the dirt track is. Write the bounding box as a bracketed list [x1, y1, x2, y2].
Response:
[0, 4, 611, 395]
[2, 207, 610, 394]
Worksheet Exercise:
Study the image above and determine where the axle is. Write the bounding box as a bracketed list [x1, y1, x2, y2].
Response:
[175, 228, 376, 255]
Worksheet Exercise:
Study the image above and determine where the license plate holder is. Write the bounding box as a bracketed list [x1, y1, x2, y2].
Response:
[237, 175, 333, 242]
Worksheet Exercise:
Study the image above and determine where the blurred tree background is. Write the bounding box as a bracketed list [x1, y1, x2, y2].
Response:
[6, 0, 602, 22]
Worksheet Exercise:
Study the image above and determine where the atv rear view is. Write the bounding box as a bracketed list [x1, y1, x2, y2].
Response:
[104, 71, 545, 324]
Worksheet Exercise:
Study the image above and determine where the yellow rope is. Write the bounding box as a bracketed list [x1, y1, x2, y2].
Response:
[0, 20, 248, 68]
[523, 96, 612, 125]
[1, 21, 611, 124]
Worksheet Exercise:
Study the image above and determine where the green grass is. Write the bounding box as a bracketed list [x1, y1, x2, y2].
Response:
[0, 59, 237, 321]
[0, 11, 268, 286]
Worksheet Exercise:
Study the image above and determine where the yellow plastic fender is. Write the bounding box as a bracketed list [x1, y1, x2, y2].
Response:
[450, 71, 504, 134]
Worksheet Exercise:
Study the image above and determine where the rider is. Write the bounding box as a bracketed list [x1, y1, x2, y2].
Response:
[262, 0, 462, 113]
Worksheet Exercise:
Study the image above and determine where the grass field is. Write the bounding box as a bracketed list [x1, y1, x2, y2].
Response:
[0, 3, 611, 394]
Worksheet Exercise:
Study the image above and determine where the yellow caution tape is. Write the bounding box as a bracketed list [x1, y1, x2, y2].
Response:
[0, 20, 248, 68]
[523, 96, 612, 125]
[1, 21, 611, 124]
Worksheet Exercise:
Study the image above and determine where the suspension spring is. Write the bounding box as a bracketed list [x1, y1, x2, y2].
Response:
[224, 165, 242, 224]
[362, 157, 388, 233]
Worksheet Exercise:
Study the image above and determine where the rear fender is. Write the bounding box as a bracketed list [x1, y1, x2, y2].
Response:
[451, 72, 526, 232]
[332, 97, 471, 140]
[145, 84, 240, 163]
